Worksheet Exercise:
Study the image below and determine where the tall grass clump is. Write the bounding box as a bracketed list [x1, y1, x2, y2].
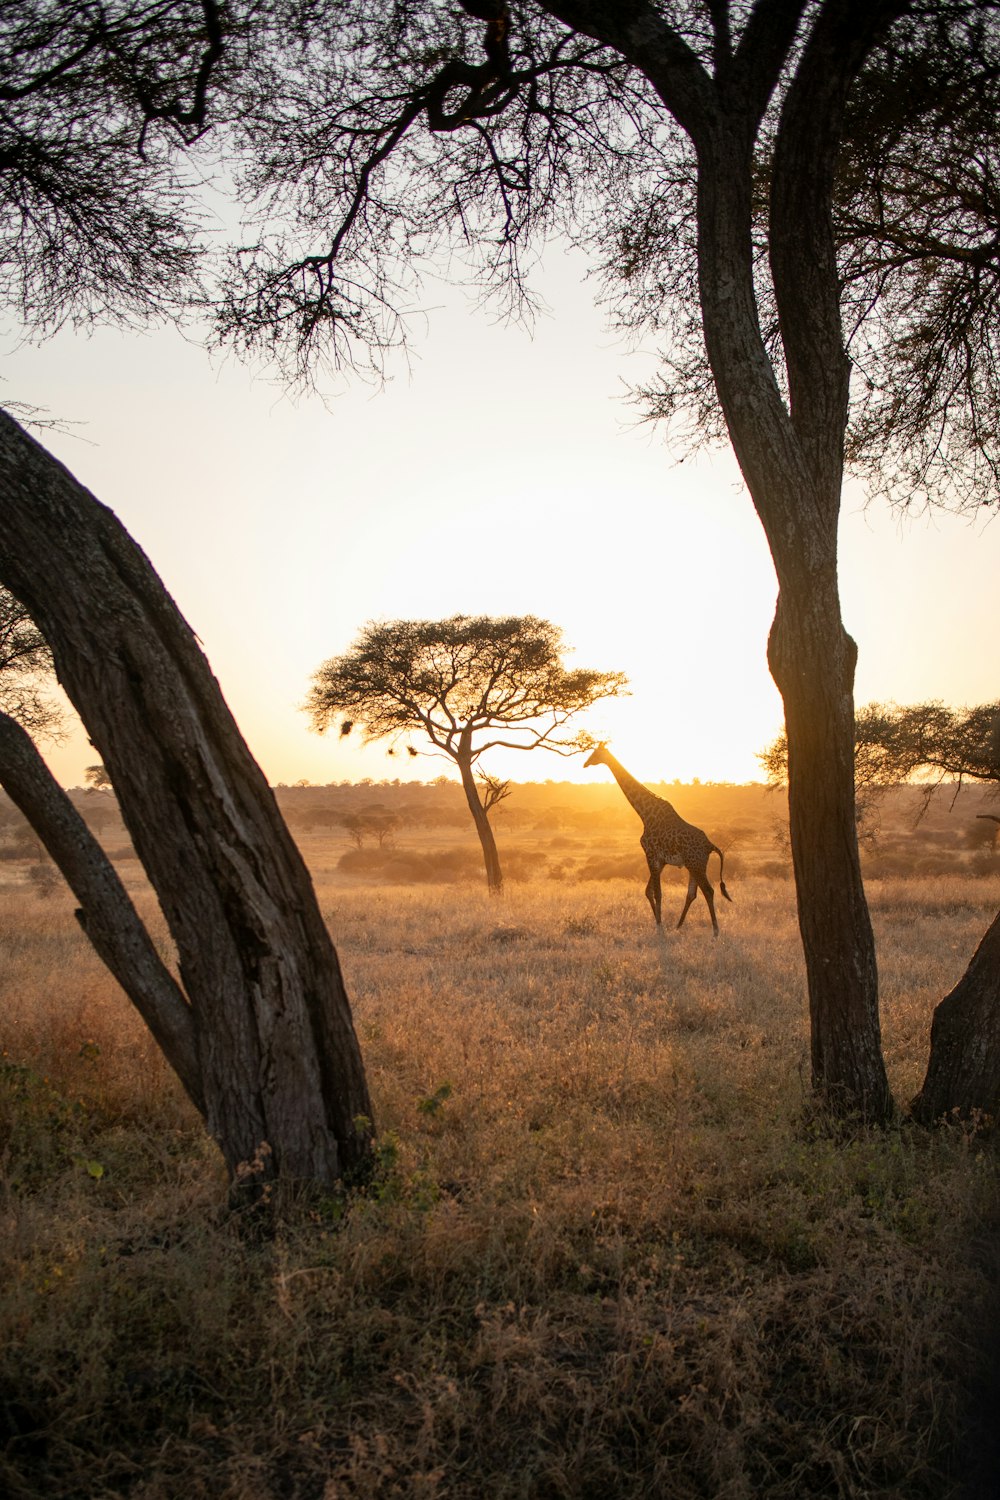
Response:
[2, 870, 999, 1498]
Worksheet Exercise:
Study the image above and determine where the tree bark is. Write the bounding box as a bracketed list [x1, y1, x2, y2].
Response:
[0, 711, 205, 1113]
[456, 739, 503, 893]
[0, 409, 373, 1188]
[693, 243, 893, 1112]
[911, 910, 1000, 1125]
[680, 16, 895, 1121]
[768, 582, 891, 1119]
[759, 1, 897, 1122]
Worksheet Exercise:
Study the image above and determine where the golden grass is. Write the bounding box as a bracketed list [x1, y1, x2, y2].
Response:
[2, 867, 999, 1498]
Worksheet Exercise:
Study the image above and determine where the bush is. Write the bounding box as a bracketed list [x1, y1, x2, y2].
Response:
[576, 852, 646, 881]
[338, 847, 483, 884]
[337, 844, 547, 884]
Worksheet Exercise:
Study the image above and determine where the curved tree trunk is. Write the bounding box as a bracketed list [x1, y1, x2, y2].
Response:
[911, 910, 1000, 1125]
[0, 409, 373, 1189]
[456, 741, 503, 893]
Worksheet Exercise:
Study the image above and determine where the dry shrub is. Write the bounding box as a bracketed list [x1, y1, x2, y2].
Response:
[864, 850, 974, 880]
[576, 851, 646, 881]
[339, 846, 483, 883]
[338, 845, 545, 885]
[2, 874, 999, 1498]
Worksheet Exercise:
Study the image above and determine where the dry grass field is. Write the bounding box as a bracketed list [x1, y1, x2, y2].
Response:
[2, 790, 1000, 1498]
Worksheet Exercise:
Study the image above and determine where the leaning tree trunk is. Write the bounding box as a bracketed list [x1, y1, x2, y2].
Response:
[911, 909, 1000, 1125]
[0, 710, 204, 1114]
[0, 409, 373, 1189]
[456, 739, 503, 893]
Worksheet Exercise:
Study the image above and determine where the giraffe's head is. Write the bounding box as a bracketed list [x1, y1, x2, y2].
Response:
[583, 742, 609, 769]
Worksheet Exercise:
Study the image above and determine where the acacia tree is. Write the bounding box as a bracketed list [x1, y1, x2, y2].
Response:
[761, 700, 1000, 842]
[763, 698, 1000, 1122]
[225, 0, 1000, 1122]
[5, 1, 1000, 1122]
[218, 0, 998, 1121]
[0, 413, 373, 1192]
[762, 702, 1000, 792]
[0, 1, 221, 332]
[0, 6, 376, 1191]
[306, 615, 627, 891]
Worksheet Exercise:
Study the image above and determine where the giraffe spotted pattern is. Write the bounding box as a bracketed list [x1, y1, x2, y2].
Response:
[584, 743, 732, 935]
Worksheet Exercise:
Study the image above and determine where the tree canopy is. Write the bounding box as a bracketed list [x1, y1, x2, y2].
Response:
[761, 701, 1000, 796]
[307, 613, 626, 757]
[306, 613, 627, 888]
[4, 2, 998, 511]
[0, 0, 217, 332]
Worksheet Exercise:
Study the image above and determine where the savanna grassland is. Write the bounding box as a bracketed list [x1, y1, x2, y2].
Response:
[2, 781, 1000, 1499]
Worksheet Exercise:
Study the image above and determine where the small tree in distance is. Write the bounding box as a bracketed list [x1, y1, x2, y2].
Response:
[0, 586, 63, 740]
[343, 810, 401, 850]
[84, 763, 114, 792]
[760, 701, 1000, 822]
[306, 615, 628, 892]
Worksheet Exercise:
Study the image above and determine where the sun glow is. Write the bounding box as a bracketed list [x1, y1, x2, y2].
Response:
[9, 252, 1000, 797]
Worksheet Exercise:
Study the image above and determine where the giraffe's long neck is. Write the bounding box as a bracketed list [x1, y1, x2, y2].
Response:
[601, 752, 673, 823]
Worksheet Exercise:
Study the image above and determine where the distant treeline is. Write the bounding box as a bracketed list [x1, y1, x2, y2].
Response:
[268, 778, 785, 836]
[2, 777, 997, 856]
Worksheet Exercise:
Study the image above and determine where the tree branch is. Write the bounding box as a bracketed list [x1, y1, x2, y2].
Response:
[770, 0, 911, 481]
[0, 710, 204, 1114]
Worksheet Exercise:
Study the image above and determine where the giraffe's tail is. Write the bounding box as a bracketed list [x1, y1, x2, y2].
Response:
[711, 845, 733, 903]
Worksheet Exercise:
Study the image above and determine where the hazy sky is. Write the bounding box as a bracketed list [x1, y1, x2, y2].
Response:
[5, 252, 999, 789]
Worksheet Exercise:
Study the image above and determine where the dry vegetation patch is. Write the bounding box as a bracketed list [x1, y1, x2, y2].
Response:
[2, 869, 999, 1497]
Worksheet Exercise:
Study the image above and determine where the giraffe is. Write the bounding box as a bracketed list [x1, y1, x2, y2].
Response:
[584, 743, 732, 934]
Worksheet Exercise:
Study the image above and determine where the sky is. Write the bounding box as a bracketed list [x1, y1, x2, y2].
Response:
[4, 252, 999, 790]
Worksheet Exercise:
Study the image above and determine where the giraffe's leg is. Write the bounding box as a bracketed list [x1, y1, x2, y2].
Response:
[645, 861, 662, 924]
[696, 872, 720, 936]
[676, 873, 698, 929]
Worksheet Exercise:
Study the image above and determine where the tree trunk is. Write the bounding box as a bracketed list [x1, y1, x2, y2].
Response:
[689, 83, 893, 1121]
[768, 580, 892, 1121]
[0, 711, 204, 1114]
[911, 910, 1000, 1125]
[0, 410, 373, 1189]
[456, 741, 503, 893]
